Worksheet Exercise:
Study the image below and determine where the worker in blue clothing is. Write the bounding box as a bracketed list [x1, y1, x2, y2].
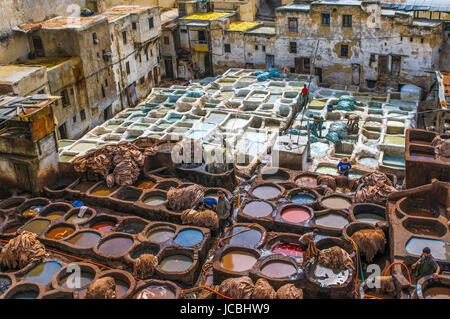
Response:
[337, 157, 352, 176]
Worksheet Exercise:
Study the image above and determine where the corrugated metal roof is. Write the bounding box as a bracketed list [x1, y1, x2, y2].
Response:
[381, 0, 450, 12]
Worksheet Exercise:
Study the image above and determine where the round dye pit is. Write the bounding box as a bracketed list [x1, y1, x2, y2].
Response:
[146, 227, 175, 243]
[90, 185, 118, 197]
[405, 238, 450, 260]
[115, 279, 130, 298]
[134, 180, 156, 190]
[22, 219, 50, 235]
[66, 211, 92, 224]
[22, 205, 43, 217]
[0, 276, 12, 296]
[290, 192, 316, 204]
[41, 210, 66, 220]
[321, 196, 351, 210]
[251, 185, 281, 200]
[97, 236, 134, 256]
[281, 207, 311, 223]
[3, 224, 21, 234]
[272, 243, 303, 258]
[133, 285, 176, 299]
[220, 251, 257, 272]
[46, 226, 75, 240]
[116, 221, 146, 234]
[159, 255, 193, 272]
[315, 213, 349, 229]
[358, 157, 379, 167]
[73, 181, 97, 192]
[24, 261, 62, 286]
[10, 290, 39, 299]
[143, 195, 166, 206]
[355, 213, 385, 225]
[60, 271, 94, 290]
[92, 221, 116, 233]
[315, 165, 338, 176]
[260, 260, 297, 278]
[131, 248, 159, 259]
[423, 287, 450, 299]
[295, 176, 318, 188]
[262, 171, 289, 182]
[66, 232, 101, 248]
[242, 201, 273, 218]
[173, 229, 204, 247]
[224, 226, 262, 247]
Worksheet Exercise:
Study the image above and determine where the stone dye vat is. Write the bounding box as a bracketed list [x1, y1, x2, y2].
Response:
[97, 236, 134, 257]
[251, 184, 282, 200]
[259, 259, 298, 278]
[159, 254, 193, 272]
[66, 231, 101, 248]
[222, 224, 263, 248]
[45, 225, 75, 240]
[314, 212, 349, 229]
[405, 238, 449, 261]
[21, 219, 51, 235]
[173, 229, 204, 247]
[146, 226, 175, 243]
[241, 200, 273, 218]
[220, 251, 258, 272]
[321, 195, 352, 210]
[279, 205, 312, 224]
[23, 261, 62, 286]
[271, 243, 303, 258]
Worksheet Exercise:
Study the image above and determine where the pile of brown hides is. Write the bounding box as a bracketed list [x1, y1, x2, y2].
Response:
[0, 231, 46, 269]
[355, 171, 397, 205]
[318, 246, 355, 272]
[133, 254, 158, 279]
[180, 209, 219, 230]
[73, 141, 153, 187]
[85, 277, 116, 299]
[351, 228, 386, 262]
[317, 175, 336, 190]
[167, 184, 204, 212]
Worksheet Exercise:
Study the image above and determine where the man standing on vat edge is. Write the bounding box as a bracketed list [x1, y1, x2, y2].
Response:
[411, 247, 440, 284]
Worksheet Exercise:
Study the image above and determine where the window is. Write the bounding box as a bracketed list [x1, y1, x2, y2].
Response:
[104, 79, 108, 87]
[391, 55, 401, 76]
[101, 85, 105, 98]
[60, 89, 69, 108]
[224, 44, 231, 53]
[410, 37, 413, 42]
[126, 62, 130, 75]
[181, 28, 188, 33]
[140, 76, 145, 84]
[92, 32, 98, 44]
[262, 45, 266, 52]
[369, 54, 376, 66]
[288, 18, 298, 33]
[164, 36, 170, 45]
[289, 42, 297, 54]
[138, 53, 142, 63]
[80, 110, 86, 121]
[103, 106, 112, 121]
[290, 67, 295, 73]
[343, 15, 352, 28]
[132, 22, 137, 30]
[255, 45, 258, 51]
[340, 44, 349, 57]
[198, 30, 206, 43]
[72, 116, 77, 123]
[149, 17, 154, 29]
[122, 31, 127, 44]
[322, 13, 330, 26]
[400, 36, 403, 41]
[58, 124, 67, 139]
[366, 79, 376, 89]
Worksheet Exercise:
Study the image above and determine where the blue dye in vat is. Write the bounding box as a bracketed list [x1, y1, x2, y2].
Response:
[24, 261, 62, 286]
[291, 192, 316, 204]
[174, 229, 204, 247]
[0, 276, 12, 296]
[383, 155, 405, 167]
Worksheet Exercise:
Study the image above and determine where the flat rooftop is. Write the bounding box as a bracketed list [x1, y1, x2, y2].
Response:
[104, 5, 155, 14]
[0, 95, 57, 120]
[182, 12, 231, 21]
[246, 26, 276, 35]
[161, 8, 179, 25]
[227, 22, 260, 32]
[96, 13, 128, 23]
[0, 65, 45, 85]
[20, 57, 76, 70]
[40, 16, 105, 29]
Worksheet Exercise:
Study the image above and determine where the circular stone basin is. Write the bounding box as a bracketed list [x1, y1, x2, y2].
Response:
[315, 165, 338, 176]
[90, 185, 118, 196]
[423, 287, 450, 299]
[92, 221, 116, 233]
[143, 195, 166, 206]
[46, 226, 75, 240]
[252, 185, 281, 200]
[10, 289, 39, 299]
[242, 201, 273, 218]
[272, 243, 303, 258]
[66, 211, 92, 224]
[174, 229, 204, 247]
[224, 226, 262, 247]
[159, 255, 193, 272]
[295, 176, 318, 188]
[146, 227, 175, 243]
[355, 213, 385, 224]
[41, 210, 66, 220]
[281, 207, 311, 223]
[290, 192, 316, 204]
[130, 248, 159, 259]
[24, 261, 62, 286]
[98, 236, 134, 256]
[3, 224, 21, 234]
[315, 213, 349, 229]
[134, 180, 156, 190]
[322, 196, 351, 210]
[60, 271, 94, 290]
[133, 285, 176, 299]
[0, 275, 12, 296]
[22, 205, 44, 217]
[260, 260, 297, 278]
[116, 221, 146, 235]
[22, 219, 50, 235]
[262, 170, 289, 182]
[114, 279, 130, 298]
[66, 231, 101, 248]
[220, 251, 257, 272]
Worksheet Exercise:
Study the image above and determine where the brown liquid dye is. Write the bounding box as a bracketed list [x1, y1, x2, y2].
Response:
[322, 197, 351, 210]
[46, 226, 75, 240]
[220, 251, 257, 272]
[260, 261, 297, 278]
[91, 185, 118, 197]
[423, 287, 450, 299]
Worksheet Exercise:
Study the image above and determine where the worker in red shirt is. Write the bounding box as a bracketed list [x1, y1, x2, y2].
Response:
[301, 84, 309, 108]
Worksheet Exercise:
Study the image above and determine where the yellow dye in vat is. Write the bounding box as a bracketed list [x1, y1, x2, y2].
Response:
[309, 100, 326, 107]
[384, 136, 405, 145]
